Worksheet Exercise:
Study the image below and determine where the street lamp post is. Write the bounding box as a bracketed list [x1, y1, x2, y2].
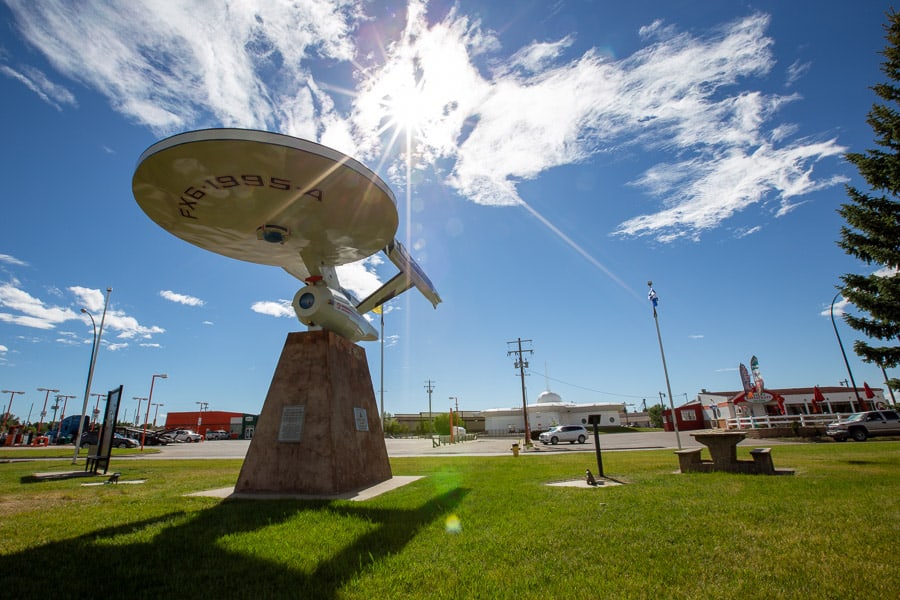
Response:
[448, 396, 457, 443]
[73, 288, 112, 463]
[133, 397, 147, 427]
[152, 403, 164, 427]
[879, 363, 898, 407]
[1, 390, 25, 433]
[90, 393, 104, 430]
[55, 394, 76, 441]
[141, 374, 167, 450]
[648, 281, 682, 450]
[50, 398, 60, 430]
[36, 387, 59, 438]
[830, 292, 865, 410]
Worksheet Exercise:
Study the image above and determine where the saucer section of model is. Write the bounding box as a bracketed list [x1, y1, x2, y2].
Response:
[132, 129, 399, 273]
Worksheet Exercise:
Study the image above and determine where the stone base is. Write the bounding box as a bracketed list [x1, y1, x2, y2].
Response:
[234, 330, 392, 495]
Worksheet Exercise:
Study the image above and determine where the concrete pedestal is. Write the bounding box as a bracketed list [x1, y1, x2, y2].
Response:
[234, 330, 392, 495]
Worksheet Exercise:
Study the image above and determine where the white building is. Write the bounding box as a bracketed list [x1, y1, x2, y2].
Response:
[481, 390, 623, 434]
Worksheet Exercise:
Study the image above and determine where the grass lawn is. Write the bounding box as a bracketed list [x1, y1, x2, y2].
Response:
[1, 442, 897, 599]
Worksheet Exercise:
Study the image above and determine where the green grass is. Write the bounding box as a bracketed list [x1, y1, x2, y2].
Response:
[1, 443, 897, 599]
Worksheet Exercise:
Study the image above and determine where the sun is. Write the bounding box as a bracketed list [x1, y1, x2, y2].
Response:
[383, 78, 429, 136]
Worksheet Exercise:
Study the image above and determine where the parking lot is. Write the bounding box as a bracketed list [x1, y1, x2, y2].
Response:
[128, 430, 793, 459]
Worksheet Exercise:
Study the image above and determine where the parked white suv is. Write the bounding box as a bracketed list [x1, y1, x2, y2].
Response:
[539, 425, 588, 445]
[825, 410, 900, 441]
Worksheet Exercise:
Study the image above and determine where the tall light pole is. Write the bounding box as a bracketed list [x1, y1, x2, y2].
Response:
[36, 387, 59, 438]
[648, 281, 681, 449]
[133, 397, 147, 426]
[90, 393, 104, 430]
[55, 394, 76, 441]
[448, 396, 458, 442]
[377, 305, 385, 422]
[141, 374, 167, 450]
[830, 292, 865, 410]
[50, 397, 61, 429]
[1, 390, 25, 433]
[152, 402, 164, 427]
[73, 287, 111, 463]
[424, 380, 435, 435]
[879, 363, 897, 407]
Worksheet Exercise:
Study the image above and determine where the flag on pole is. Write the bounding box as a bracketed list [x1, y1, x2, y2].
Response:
[863, 382, 875, 399]
[648, 288, 658, 308]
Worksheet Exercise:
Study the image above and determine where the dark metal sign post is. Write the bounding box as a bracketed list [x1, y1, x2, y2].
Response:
[86, 385, 123, 475]
[588, 414, 604, 478]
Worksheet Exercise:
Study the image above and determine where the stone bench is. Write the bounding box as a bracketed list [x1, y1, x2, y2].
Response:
[750, 447, 774, 475]
[675, 448, 703, 473]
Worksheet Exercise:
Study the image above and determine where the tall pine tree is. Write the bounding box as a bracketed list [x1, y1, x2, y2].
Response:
[839, 10, 900, 389]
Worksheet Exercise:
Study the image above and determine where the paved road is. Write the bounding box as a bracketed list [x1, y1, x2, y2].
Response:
[128, 430, 793, 460]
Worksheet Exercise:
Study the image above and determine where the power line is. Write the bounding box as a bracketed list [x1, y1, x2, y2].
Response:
[534, 371, 656, 400]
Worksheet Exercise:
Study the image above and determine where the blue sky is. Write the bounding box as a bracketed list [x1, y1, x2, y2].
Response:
[0, 0, 894, 425]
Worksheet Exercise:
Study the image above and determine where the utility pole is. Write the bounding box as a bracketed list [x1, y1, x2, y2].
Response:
[424, 380, 435, 435]
[507, 338, 533, 446]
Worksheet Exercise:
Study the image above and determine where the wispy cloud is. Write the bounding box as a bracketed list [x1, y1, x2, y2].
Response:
[786, 59, 811, 87]
[0, 254, 28, 267]
[3, 1, 847, 242]
[0, 64, 76, 110]
[160, 290, 206, 307]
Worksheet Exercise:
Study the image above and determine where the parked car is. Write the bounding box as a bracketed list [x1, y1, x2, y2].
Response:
[80, 431, 140, 448]
[539, 425, 588, 445]
[825, 410, 900, 441]
[205, 429, 229, 440]
[173, 429, 202, 443]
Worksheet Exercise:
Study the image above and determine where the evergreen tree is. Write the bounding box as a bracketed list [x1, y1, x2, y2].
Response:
[838, 9, 900, 389]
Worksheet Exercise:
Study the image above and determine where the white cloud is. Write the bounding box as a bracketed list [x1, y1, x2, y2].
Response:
[251, 300, 294, 318]
[0, 344, 7, 353]
[0, 254, 28, 267]
[0, 282, 164, 345]
[160, 290, 206, 307]
[0, 282, 79, 329]
[3, 2, 848, 242]
[3, 0, 359, 137]
[335, 255, 385, 300]
[823, 296, 851, 317]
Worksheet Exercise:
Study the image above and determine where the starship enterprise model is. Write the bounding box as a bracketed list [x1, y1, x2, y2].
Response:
[132, 128, 441, 342]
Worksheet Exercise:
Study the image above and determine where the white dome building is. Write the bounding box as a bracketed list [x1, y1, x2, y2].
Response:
[481, 388, 623, 435]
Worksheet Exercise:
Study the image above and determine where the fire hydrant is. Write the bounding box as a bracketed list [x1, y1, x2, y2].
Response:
[511, 443, 520, 457]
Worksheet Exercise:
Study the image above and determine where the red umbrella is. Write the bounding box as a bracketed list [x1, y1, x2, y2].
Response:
[812, 386, 825, 414]
[863, 382, 875, 399]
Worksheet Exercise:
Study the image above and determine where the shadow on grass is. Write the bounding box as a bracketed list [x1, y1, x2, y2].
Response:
[0, 487, 468, 598]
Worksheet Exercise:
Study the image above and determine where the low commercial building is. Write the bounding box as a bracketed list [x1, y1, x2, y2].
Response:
[481, 390, 623, 436]
[164, 410, 258, 439]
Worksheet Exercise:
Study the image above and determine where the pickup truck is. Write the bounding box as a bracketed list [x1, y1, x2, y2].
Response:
[825, 409, 900, 441]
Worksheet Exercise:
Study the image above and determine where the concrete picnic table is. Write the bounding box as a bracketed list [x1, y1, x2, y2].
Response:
[690, 431, 747, 470]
